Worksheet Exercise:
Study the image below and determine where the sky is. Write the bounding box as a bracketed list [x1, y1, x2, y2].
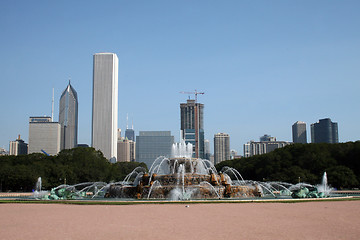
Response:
[1, 1, 359, 155]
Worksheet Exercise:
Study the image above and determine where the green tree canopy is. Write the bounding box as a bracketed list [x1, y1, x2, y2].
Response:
[0, 147, 147, 192]
[216, 142, 360, 188]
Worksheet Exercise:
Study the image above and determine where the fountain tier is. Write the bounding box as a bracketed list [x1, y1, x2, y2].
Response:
[107, 157, 262, 200]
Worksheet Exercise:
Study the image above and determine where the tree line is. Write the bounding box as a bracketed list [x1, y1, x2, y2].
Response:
[215, 142, 360, 189]
[0, 147, 146, 192]
[1, 142, 359, 192]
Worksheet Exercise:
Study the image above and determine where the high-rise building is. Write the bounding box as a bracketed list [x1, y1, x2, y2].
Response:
[59, 81, 78, 150]
[125, 114, 135, 141]
[260, 134, 276, 142]
[243, 135, 291, 157]
[0, 148, 8, 155]
[292, 121, 307, 143]
[117, 138, 136, 162]
[125, 128, 135, 141]
[129, 140, 136, 162]
[9, 135, 28, 155]
[204, 139, 211, 160]
[28, 117, 60, 155]
[230, 149, 238, 159]
[311, 118, 339, 143]
[214, 133, 230, 165]
[92, 53, 118, 161]
[180, 99, 204, 158]
[136, 131, 174, 168]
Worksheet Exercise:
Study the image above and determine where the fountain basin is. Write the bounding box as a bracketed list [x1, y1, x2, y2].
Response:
[106, 157, 262, 200]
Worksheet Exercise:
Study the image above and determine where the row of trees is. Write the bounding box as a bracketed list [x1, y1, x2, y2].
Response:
[215, 142, 360, 189]
[0, 147, 146, 192]
[1, 142, 359, 191]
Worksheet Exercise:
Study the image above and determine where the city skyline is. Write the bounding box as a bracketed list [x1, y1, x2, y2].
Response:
[1, 1, 360, 155]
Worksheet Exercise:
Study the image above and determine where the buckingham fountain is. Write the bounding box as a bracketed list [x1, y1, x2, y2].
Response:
[37, 141, 333, 200]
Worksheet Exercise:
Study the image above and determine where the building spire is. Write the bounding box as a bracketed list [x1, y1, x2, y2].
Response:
[51, 88, 54, 121]
[126, 113, 129, 129]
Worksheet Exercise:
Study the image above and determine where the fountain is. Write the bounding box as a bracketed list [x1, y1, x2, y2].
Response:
[34, 142, 334, 200]
[291, 172, 333, 198]
[317, 172, 333, 197]
[35, 177, 42, 191]
[106, 141, 262, 200]
[32, 177, 49, 199]
[107, 156, 262, 199]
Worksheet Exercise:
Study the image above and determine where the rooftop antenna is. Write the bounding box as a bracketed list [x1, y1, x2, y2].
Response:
[51, 88, 54, 121]
[126, 113, 129, 129]
[131, 119, 134, 130]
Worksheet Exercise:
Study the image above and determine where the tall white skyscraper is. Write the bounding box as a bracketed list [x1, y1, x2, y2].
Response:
[92, 53, 118, 160]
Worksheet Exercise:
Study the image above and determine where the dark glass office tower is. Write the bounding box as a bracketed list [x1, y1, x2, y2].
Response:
[125, 128, 135, 141]
[311, 118, 339, 143]
[135, 131, 174, 168]
[180, 99, 205, 158]
[59, 81, 78, 150]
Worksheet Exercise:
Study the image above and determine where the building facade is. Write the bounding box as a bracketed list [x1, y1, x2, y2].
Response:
[59, 81, 78, 150]
[125, 128, 135, 141]
[0, 148, 8, 155]
[243, 135, 291, 157]
[180, 99, 205, 158]
[292, 121, 307, 144]
[214, 133, 230, 165]
[204, 139, 211, 160]
[91, 53, 118, 161]
[28, 117, 60, 155]
[136, 131, 174, 168]
[117, 138, 136, 162]
[260, 134, 276, 142]
[9, 135, 28, 155]
[311, 118, 339, 143]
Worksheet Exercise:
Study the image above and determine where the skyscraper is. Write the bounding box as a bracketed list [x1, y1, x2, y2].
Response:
[180, 99, 204, 158]
[9, 135, 28, 155]
[125, 128, 135, 141]
[204, 139, 211, 160]
[28, 116, 60, 156]
[117, 138, 136, 162]
[59, 81, 78, 150]
[136, 131, 174, 168]
[260, 134, 276, 142]
[92, 53, 118, 160]
[214, 133, 230, 165]
[243, 135, 291, 157]
[292, 121, 307, 143]
[311, 118, 339, 143]
[124, 114, 135, 141]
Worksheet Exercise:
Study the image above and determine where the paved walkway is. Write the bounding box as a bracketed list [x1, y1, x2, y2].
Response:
[1, 200, 359, 240]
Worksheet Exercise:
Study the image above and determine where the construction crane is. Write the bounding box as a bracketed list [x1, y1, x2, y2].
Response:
[179, 89, 204, 103]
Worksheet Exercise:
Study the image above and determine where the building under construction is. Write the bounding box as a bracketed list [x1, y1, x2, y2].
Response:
[180, 91, 205, 159]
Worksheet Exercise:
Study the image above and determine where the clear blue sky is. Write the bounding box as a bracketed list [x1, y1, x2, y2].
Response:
[1, 1, 359, 154]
